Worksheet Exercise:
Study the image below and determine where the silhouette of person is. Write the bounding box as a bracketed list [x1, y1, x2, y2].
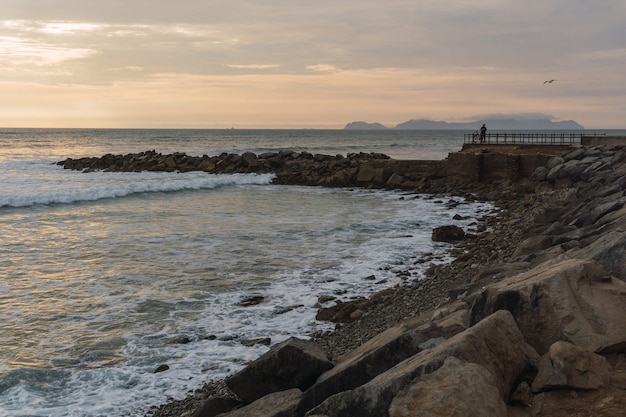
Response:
[479, 124, 487, 143]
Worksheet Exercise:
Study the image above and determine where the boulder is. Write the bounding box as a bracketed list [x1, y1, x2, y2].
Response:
[306, 310, 537, 417]
[562, 148, 586, 161]
[298, 323, 422, 415]
[567, 229, 626, 282]
[432, 225, 465, 242]
[356, 164, 376, 183]
[534, 181, 554, 194]
[530, 166, 549, 181]
[510, 235, 554, 260]
[192, 397, 243, 417]
[546, 156, 565, 169]
[242, 151, 261, 169]
[388, 357, 507, 417]
[299, 302, 471, 415]
[315, 298, 370, 323]
[580, 195, 626, 228]
[218, 389, 302, 417]
[509, 381, 534, 408]
[532, 341, 610, 392]
[226, 338, 333, 404]
[470, 258, 626, 354]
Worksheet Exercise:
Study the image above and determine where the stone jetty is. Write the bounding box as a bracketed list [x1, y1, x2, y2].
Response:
[57, 150, 447, 190]
[59, 144, 626, 417]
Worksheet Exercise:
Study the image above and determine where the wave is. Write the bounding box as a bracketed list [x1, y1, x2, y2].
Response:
[0, 172, 275, 209]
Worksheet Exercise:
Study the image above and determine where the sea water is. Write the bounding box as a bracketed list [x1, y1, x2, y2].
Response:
[0, 127, 571, 416]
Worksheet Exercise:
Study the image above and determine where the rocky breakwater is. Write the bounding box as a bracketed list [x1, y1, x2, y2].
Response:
[144, 144, 626, 417]
[57, 150, 445, 189]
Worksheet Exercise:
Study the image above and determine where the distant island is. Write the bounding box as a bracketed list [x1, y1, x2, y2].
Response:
[345, 116, 584, 130]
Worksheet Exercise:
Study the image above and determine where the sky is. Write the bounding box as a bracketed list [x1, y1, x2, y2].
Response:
[1, 0, 625, 129]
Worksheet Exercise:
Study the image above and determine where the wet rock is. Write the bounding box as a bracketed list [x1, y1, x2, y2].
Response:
[237, 296, 265, 307]
[241, 338, 272, 347]
[217, 389, 302, 417]
[154, 364, 170, 373]
[432, 225, 465, 242]
[315, 298, 370, 323]
[225, 337, 333, 404]
[192, 397, 243, 417]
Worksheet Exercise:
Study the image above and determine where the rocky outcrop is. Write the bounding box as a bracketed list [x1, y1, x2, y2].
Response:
[297, 301, 471, 415]
[306, 310, 537, 417]
[213, 389, 303, 417]
[469, 258, 626, 354]
[57, 150, 447, 190]
[197, 145, 625, 417]
[117, 143, 625, 417]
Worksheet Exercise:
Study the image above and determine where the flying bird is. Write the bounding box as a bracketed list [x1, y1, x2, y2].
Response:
[543, 79, 556, 84]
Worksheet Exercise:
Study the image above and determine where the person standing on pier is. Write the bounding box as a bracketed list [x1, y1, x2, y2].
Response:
[479, 124, 487, 143]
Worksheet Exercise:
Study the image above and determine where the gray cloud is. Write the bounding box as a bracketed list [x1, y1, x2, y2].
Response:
[4, 0, 625, 76]
[2, 0, 625, 127]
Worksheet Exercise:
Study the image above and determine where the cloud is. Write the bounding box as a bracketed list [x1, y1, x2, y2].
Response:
[226, 64, 280, 70]
[0, 35, 96, 67]
[468, 113, 557, 121]
[306, 65, 338, 72]
[1, 1, 625, 127]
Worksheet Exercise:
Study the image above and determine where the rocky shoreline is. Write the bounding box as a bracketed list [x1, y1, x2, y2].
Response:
[61, 145, 626, 416]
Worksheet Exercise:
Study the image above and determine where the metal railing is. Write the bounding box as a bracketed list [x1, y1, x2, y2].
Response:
[463, 132, 595, 145]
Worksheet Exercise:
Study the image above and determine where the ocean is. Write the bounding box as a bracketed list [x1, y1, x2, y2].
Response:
[0, 128, 606, 417]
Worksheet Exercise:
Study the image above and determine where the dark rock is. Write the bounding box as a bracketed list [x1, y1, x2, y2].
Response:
[241, 338, 272, 347]
[274, 305, 304, 315]
[307, 310, 538, 417]
[153, 364, 170, 373]
[300, 301, 471, 415]
[315, 298, 370, 323]
[510, 381, 534, 407]
[169, 335, 192, 345]
[216, 389, 302, 417]
[432, 225, 465, 242]
[225, 337, 333, 404]
[237, 296, 265, 307]
[192, 397, 243, 417]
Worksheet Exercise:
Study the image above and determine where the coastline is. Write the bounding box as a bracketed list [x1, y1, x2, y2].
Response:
[61, 144, 626, 416]
[145, 187, 544, 417]
[143, 172, 570, 417]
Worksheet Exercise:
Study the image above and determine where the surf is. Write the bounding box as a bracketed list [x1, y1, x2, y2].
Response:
[0, 168, 275, 209]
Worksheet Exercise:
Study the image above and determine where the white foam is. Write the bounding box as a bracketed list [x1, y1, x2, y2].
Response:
[0, 182, 495, 417]
[0, 162, 274, 208]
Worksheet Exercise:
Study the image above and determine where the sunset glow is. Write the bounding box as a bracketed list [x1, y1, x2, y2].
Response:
[1, 0, 625, 128]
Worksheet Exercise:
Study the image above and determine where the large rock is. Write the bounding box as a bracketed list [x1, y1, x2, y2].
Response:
[226, 338, 333, 404]
[532, 341, 610, 392]
[432, 225, 465, 242]
[575, 230, 626, 282]
[218, 389, 302, 417]
[192, 397, 243, 417]
[306, 310, 537, 417]
[299, 302, 470, 415]
[510, 234, 554, 260]
[315, 298, 370, 323]
[470, 258, 626, 354]
[388, 357, 507, 417]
